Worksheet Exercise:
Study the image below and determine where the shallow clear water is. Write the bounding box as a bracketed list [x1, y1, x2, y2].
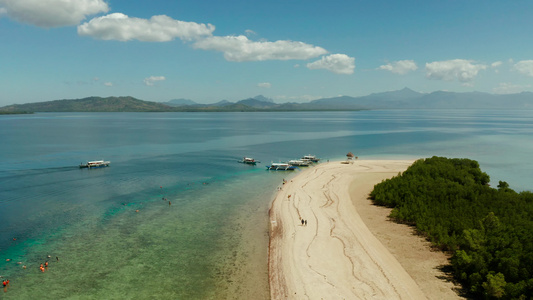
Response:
[0, 110, 531, 299]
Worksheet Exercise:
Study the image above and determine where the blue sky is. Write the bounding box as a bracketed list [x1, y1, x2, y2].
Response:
[1, 0, 533, 105]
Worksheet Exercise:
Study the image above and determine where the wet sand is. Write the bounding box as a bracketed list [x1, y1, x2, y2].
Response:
[268, 160, 463, 299]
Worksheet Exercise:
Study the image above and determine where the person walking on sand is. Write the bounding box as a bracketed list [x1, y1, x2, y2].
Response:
[305, 220, 307, 226]
[301, 219, 305, 226]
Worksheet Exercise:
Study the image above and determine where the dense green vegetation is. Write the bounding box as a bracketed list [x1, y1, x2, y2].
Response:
[0, 96, 175, 112]
[0, 96, 364, 113]
[370, 157, 533, 299]
[0, 111, 33, 115]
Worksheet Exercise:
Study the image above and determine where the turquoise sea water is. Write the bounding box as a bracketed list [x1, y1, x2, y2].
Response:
[0, 110, 531, 299]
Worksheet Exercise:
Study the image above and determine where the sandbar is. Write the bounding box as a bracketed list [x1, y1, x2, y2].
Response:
[268, 160, 462, 299]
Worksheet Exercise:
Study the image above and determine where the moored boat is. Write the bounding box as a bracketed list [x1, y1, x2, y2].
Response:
[301, 155, 320, 163]
[288, 159, 311, 167]
[240, 157, 259, 165]
[79, 160, 110, 168]
[266, 162, 297, 171]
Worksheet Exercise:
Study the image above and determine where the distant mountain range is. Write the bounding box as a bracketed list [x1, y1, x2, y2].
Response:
[307, 88, 533, 110]
[2, 88, 533, 113]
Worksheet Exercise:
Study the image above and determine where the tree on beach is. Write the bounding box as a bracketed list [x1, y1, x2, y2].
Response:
[370, 156, 533, 299]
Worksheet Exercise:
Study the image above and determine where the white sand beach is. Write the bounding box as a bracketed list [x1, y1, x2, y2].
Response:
[268, 160, 462, 300]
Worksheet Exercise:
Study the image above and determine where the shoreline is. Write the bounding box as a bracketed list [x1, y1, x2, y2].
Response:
[268, 160, 462, 299]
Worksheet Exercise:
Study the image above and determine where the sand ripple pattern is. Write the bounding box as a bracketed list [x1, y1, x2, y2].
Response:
[269, 160, 426, 300]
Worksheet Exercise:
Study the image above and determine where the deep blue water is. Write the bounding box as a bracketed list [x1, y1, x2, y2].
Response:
[0, 110, 531, 298]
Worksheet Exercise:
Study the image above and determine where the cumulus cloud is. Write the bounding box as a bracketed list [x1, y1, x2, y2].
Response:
[491, 61, 502, 68]
[144, 76, 165, 86]
[193, 35, 327, 62]
[245, 29, 256, 36]
[75, 9, 333, 65]
[378, 60, 417, 75]
[257, 82, 271, 88]
[104, 82, 113, 87]
[78, 13, 215, 42]
[0, 0, 109, 28]
[425, 59, 487, 82]
[513, 60, 533, 77]
[306, 54, 355, 75]
[492, 82, 531, 94]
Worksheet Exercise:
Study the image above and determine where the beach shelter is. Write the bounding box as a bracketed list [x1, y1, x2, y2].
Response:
[346, 152, 355, 160]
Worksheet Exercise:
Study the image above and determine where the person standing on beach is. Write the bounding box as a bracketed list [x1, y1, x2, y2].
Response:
[301, 219, 305, 226]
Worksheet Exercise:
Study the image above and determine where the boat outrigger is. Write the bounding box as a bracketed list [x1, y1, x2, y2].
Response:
[266, 162, 297, 171]
[239, 157, 259, 165]
[288, 159, 312, 167]
[301, 155, 320, 163]
[79, 160, 110, 168]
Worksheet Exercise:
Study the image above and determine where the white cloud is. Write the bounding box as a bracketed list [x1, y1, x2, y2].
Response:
[78, 13, 215, 42]
[0, 0, 109, 28]
[144, 76, 165, 86]
[193, 35, 328, 62]
[493, 82, 531, 94]
[104, 82, 113, 87]
[75, 10, 332, 66]
[0, 7, 6, 16]
[378, 60, 417, 75]
[245, 29, 256, 36]
[513, 60, 533, 77]
[491, 61, 503, 73]
[258, 82, 271, 88]
[306, 54, 355, 75]
[425, 59, 487, 82]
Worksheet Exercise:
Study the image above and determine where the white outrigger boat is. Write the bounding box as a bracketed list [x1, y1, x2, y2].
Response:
[79, 160, 110, 168]
[288, 159, 312, 167]
[239, 157, 259, 165]
[266, 162, 297, 171]
[301, 155, 320, 163]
